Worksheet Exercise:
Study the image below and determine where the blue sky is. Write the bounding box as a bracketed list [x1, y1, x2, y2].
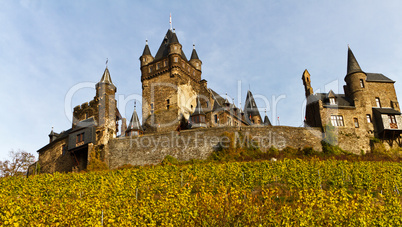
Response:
[1, 0, 402, 161]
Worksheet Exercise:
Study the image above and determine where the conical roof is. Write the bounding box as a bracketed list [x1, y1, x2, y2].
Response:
[264, 115, 272, 126]
[190, 45, 199, 60]
[347, 46, 363, 75]
[142, 42, 152, 56]
[154, 29, 187, 62]
[191, 97, 205, 116]
[126, 108, 143, 132]
[100, 68, 114, 85]
[244, 90, 261, 123]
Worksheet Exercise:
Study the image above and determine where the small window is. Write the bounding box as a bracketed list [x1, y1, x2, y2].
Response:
[228, 117, 232, 126]
[360, 79, 365, 88]
[191, 105, 193, 110]
[366, 114, 372, 123]
[164, 60, 168, 67]
[166, 99, 170, 110]
[331, 115, 344, 127]
[214, 115, 218, 123]
[354, 118, 359, 128]
[150, 103, 154, 114]
[206, 101, 209, 108]
[329, 97, 336, 105]
[174, 46, 177, 50]
[156, 63, 160, 70]
[143, 57, 146, 62]
[375, 97, 381, 107]
[148, 67, 152, 73]
[76, 133, 84, 143]
[174, 57, 178, 62]
[389, 115, 398, 129]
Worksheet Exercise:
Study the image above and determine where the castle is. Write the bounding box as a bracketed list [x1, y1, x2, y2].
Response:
[303, 47, 402, 152]
[30, 27, 402, 174]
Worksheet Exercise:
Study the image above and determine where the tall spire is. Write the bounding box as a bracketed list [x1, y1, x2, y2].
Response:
[347, 46, 363, 75]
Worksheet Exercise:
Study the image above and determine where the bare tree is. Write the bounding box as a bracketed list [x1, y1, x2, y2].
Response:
[0, 150, 36, 177]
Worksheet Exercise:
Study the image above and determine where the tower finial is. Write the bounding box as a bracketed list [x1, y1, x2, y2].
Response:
[193, 43, 195, 49]
[134, 100, 136, 110]
[106, 58, 108, 68]
[170, 13, 172, 30]
[146, 39, 148, 45]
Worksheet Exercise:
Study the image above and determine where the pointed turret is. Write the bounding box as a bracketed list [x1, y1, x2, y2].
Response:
[140, 40, 154, 67]
[126, 103, 143, 136]
[99, 67, 114, 85]
[189, 44, 202, 71]
[244, 90, 262, 125]
[96, 67, 117, 136]
[347, 46, 363, 76]
[190, 96, 206, 128]
[344, 46, 367, 103]
[263, 115, 272, 126]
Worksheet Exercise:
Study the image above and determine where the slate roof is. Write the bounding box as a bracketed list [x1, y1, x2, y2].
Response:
[347, 47, 364, 76]
[244, 90, 262, 123]
[76, 117, 97, 128]
[372, 107, 401, 115]
[154, 29, 188, 62]
[142, 43, 152, 56]
[264, 115, 272, 126]
[126, 108, 143, 132]
[366, 73, 394, 83]
[312, 93, 354, 107]
[191, 97, 205, 117]
[190, 46, 199, 60]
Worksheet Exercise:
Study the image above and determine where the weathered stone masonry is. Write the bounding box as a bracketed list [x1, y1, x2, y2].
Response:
[108, 126, 322, 169]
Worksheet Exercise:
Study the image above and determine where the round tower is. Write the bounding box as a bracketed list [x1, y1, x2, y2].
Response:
[344, 47, 366, 104]
[189, 44, 202, 71]
[139, 40, 154, 68]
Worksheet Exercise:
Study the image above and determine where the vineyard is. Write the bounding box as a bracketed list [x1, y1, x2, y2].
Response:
[1, 159, 402, 226]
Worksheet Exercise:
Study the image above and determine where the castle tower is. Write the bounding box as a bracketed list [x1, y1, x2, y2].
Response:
[189, 44, 202, 71]
[244, 90, 262, 125]
[344, 47, 367, 105]
[95, 67, 117, 140]
[140, 40, 154, 68]
[302, 69, 314, 97]
[141, 28, 202, 133]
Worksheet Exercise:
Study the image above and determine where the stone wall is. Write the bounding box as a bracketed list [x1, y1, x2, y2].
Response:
[108, 125, 323, 169]
[37, 137, 75, 173]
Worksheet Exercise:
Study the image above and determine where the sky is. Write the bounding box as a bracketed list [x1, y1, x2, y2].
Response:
[1, 0, 402, 161]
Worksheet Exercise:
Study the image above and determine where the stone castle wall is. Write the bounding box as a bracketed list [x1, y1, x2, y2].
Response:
[108, 125, 323, 169]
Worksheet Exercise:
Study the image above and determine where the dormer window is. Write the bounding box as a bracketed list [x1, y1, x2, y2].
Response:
[156, 63, 160, 70]
[164, 60, 168, 67]
[329, 97, 336, 105]
[360, 79, 365, 88]
[174, 57, 178, 62]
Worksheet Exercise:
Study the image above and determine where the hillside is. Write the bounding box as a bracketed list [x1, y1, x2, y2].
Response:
[1, 158, 402, 226]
